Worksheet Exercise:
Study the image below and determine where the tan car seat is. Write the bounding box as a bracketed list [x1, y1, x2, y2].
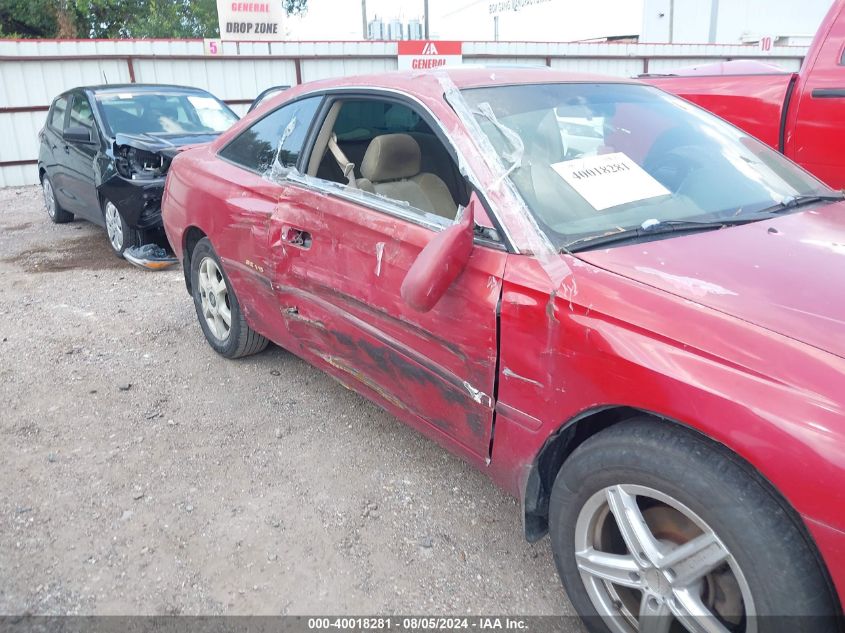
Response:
[357, 133, 457, 219]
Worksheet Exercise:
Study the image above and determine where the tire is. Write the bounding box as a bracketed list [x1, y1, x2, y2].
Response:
[549, 418, 839, 633]
[42, 174, 73, 223]
[189, 237, 269, 359]
[103, 199, 137, 257]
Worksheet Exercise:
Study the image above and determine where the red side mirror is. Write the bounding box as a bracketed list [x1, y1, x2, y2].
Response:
[400, 196, 476, 312]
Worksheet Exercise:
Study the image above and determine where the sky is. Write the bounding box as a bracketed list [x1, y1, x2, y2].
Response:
[284, 0, 645, 42]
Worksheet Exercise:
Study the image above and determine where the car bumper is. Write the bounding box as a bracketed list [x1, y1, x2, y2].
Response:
[97, 174, 165, 229]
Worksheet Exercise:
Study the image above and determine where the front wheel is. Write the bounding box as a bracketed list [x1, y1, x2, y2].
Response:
[549, 419, 839, 633]
[189, 237, 269, 359]
[103, 199, 136, 257]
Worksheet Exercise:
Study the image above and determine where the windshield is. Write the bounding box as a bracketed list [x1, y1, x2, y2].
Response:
[460, 83, 834, 249]
[96, 92, 238, 136]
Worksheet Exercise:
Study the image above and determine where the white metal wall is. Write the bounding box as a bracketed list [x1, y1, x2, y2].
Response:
[641, 0, 832, 44]
[0, 38, 807, 187]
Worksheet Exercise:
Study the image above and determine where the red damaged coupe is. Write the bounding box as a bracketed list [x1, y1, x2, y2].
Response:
[162, 68, 845, 632]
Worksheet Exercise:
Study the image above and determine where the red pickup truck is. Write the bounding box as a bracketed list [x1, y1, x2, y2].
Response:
[646, 0, 845, 189]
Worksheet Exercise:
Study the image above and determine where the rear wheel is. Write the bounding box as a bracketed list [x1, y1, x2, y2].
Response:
[549, 419, 839, 633]
[103, 199, 136, 257]
[42, 174, 73, 223]
[190, 237, 269, 359]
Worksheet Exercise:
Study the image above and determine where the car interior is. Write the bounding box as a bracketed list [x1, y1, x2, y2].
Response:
[305, 98, 470, 221]
[99, 95, 216, 135]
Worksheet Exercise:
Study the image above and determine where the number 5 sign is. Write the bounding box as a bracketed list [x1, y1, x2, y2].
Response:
[204, 39, 222, 55]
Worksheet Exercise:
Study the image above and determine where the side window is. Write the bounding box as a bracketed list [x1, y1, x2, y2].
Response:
[309, 98, 469, 221]
[69, 94, 95, 130]
[333, 100, 422, 138]
[49, 96, 68, 131]
[219, 96, 322, 173]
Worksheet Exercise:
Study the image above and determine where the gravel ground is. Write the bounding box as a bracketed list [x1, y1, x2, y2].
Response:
[0, 185, 581, 622]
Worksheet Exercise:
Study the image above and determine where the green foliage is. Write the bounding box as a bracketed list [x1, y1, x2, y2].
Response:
[0, 0, 308, 39]
[0, 0, 63, 37]
[283, 0, 307, 15]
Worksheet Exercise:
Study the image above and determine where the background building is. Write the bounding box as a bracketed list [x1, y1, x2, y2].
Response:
[287, 0, 834, 43]
[367, 16, 385, 40]
[641, 0, 832, 45]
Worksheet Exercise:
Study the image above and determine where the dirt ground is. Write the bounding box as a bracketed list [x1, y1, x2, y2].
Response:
[0, 185, 581, 621]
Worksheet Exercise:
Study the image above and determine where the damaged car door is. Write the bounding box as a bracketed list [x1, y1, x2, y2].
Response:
[269, 94, 506, 461]
[207, 95, 325, 338]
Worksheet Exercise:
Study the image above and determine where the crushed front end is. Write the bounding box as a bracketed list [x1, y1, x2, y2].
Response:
[97, 140, 182, 246]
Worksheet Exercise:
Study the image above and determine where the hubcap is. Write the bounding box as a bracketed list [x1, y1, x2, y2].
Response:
[198, 257, 231, 341]
[574, 484, 755, 633]
[43, 179, 56, 218]
[104, 201, 124, 252]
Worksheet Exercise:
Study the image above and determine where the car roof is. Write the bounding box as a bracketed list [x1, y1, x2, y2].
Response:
[290, 66, 640, 94]
[80, 84, 214, 95]
[433, 66, 638, 89]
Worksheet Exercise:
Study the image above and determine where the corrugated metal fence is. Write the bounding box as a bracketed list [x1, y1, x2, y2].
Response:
[0, 38, 807, 187]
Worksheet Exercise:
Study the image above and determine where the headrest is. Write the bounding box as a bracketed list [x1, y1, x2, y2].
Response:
[360, 133, 421, 182]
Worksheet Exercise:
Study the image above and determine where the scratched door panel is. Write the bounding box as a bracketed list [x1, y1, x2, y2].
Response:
[270, 184, 506, 458]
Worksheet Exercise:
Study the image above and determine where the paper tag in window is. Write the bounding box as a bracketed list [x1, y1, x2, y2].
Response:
[188, 96, 219, 109]
[551, 152, 670, 211]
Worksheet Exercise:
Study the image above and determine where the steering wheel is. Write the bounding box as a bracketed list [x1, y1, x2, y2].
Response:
[645, 145, 705, 194]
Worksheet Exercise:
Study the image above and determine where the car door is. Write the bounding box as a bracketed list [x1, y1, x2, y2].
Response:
[211, 95, 325, 342]
[268, 94, 507, 462]
[42, 95, 71, 207]
[248, 86, 291, 113]
[62, 92, 102, 220]
[788, 13, 845, 188]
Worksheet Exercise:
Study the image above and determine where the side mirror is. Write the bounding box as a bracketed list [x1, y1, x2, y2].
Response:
[63, 126, 92, 144]
[400, 195, 476, 312]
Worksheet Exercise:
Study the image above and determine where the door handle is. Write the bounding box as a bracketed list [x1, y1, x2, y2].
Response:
[811, 88, 845, 99]
[281, 227, 312, 249]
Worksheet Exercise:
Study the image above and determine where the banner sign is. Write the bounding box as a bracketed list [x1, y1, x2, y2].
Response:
[216, 0, 286, 40]
[397, 41, 462, 70]
[489, 0, 553, 15]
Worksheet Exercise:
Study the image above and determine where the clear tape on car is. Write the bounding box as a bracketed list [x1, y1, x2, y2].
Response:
[433, 71, 572, 288]
[261, 73, 571, 291]
[277, 165, 457, 231]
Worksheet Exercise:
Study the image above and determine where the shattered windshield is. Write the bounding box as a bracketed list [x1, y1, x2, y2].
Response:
[460, 83, 833, 250]
[96, 92, 238, 137]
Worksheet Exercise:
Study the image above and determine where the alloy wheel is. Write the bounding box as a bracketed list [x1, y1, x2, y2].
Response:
[104, 201, 124, 252]
[43, 179, 56, 218]
[198, 257, 232, 341]
[574, 484, 755, 633]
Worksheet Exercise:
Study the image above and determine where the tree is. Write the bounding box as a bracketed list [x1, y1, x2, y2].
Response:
[0, 0, 308, 39]
[0, 0, 67, 37]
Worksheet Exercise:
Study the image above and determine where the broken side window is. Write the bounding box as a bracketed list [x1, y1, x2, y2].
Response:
[218, 96, 322, 174]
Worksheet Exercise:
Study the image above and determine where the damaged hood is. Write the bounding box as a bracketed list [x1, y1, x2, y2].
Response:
[113, 132, 222, 157]
[576, 201, 845, 359]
